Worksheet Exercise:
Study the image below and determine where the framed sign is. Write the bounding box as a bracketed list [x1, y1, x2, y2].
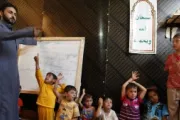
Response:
[129, 0, 157, 54]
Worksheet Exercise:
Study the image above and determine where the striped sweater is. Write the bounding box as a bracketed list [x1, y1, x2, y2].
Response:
[119, 96, 142, 120]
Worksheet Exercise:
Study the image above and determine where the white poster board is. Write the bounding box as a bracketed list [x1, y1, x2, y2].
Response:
[129, 0, 157, 54]
[18, 37, 85, 94]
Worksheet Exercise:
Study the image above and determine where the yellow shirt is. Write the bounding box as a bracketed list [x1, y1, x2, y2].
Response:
[36, 69, 66, 108]
[56, 99, 80, 120]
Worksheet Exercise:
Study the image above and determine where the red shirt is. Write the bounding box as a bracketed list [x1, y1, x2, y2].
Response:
[165, 53, 180, 88]
[18, 98, 23, 113]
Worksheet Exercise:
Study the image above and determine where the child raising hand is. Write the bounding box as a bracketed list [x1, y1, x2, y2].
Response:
[95, 97, 118, 120]
[78, 89, 95, 120]
[119, 71, 147, 120]
[34, 54, 65, 120]
[54, 85, 80, 120]
[53, 73, 66, 102]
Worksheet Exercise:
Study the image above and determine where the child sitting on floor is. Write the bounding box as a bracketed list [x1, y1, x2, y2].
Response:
[54, 84, 80, 120]
[119, 71, 147, 120]
[142, 87, 169, 120]
[95, 97, 118, 120]
[78, 89, 95, 120]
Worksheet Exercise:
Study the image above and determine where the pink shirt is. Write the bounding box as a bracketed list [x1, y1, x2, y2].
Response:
[119, 96, 142, 120]
[165, 53, 180, 88]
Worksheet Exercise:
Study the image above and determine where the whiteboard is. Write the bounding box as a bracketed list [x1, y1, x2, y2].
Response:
[18, 37, 85, 94]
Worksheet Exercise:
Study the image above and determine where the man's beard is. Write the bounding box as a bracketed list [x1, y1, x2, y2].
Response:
[2, 14, 16, 25]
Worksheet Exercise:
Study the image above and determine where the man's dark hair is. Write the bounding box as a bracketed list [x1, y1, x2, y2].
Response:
[126, 83, 138, 91]
[46, 72, 57, 80]
[0, 2, 18, 12]
[173, 33, 180, 39]
[64, 85, 77, 93]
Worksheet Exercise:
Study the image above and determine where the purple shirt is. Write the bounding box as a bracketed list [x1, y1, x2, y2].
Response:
[119, 96, 142, 120]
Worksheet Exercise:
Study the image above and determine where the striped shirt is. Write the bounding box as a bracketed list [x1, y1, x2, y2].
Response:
[119, 96, 142, 120]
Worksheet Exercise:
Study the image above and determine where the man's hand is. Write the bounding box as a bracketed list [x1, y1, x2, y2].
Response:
[34, 53, 39, 64]
[34, 27, 42, 37]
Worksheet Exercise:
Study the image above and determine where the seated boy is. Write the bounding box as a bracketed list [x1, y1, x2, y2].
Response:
[54, 84, 80, 120]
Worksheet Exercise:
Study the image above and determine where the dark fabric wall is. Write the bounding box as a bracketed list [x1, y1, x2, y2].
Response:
[42, 0, 109, 102]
